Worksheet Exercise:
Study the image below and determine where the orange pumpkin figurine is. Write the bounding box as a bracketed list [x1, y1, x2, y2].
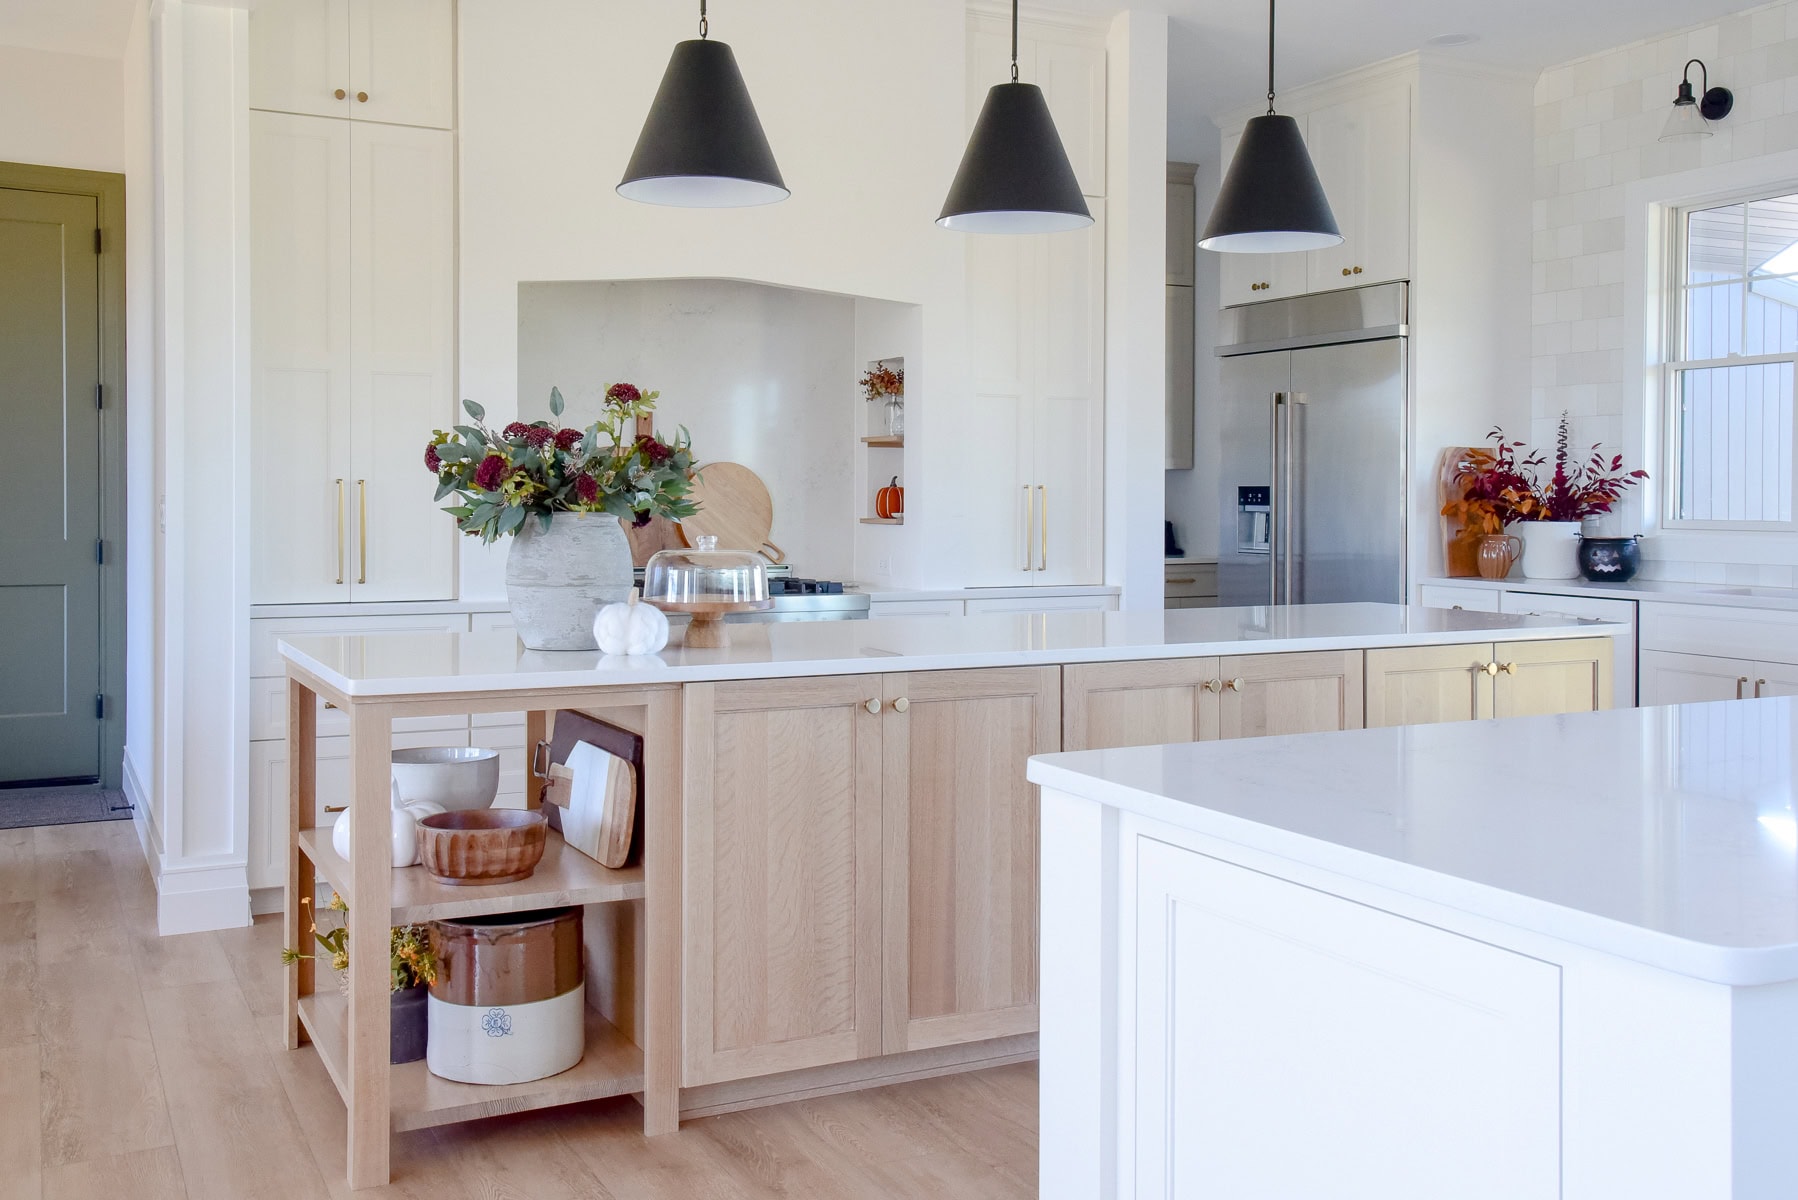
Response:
[875, 476, 905, 519]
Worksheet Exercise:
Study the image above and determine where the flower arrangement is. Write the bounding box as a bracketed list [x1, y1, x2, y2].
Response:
[860, 364, 904, 402]
[1443, 413, 1647, 540]
[281, 893, 438, 993]
[426, 383, 698, 542]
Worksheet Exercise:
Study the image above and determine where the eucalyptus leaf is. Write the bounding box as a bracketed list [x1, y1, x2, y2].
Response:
[550, 386, 565, 418]
[463, 398, 486, 422]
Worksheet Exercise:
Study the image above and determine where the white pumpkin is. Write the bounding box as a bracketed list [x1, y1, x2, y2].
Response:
[593, 590, 670, 656]
[332, 778, 446, 866]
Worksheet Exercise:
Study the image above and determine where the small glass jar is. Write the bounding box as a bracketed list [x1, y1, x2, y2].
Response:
[642, 535, 770, 646]
[884, 394, 905, 437]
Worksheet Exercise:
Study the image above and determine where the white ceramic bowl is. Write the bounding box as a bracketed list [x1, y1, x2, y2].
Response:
[390, 747, 501, 812]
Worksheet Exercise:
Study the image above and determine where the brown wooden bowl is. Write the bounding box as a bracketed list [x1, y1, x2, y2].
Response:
[416, 809, 547, 886]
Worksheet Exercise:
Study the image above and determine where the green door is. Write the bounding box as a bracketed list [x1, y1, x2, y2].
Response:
[0, 187, 102, 784]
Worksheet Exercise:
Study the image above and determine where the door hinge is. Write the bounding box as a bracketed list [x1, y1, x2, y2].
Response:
[93, 228, 102, 255]
[95, 694, 105, 720]
[94, 539, 104, 565]
[95, 382, 102, 410]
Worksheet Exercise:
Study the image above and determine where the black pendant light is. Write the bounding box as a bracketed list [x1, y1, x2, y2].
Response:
[937, 0, 1092, 233]
[1199, 0, 1341, 254]
[618, 0, 788, 208]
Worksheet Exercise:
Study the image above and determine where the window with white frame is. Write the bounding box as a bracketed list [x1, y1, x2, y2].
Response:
[1665, 190, 1798, 528]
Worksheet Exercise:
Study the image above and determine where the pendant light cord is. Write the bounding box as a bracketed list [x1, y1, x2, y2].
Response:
[1265, 0, 1277, 115]
[699, 0, 708, 39]
[1010, 0, 1020, 82]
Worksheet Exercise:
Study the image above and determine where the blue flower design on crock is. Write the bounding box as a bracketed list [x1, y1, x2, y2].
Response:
[481, 1007, 513, 1038]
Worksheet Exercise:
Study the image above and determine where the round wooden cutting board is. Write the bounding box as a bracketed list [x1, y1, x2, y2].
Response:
[677, 462, 786, 563]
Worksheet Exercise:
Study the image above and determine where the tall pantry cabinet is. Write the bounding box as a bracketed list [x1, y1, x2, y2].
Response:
[246, 0, 465, 898]
[961, 11, 1107, 587]
[250, 0, 457, 604]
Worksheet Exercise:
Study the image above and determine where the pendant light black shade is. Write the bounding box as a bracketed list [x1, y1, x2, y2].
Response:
[938, 81, 1092, 233]
[1199, 114, 1340, 253]
[618, 34, 788, 208]
[1198, 0, 1341, 254]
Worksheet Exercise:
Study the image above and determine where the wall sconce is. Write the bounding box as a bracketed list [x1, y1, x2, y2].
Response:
[1660, 59, 1733, 141]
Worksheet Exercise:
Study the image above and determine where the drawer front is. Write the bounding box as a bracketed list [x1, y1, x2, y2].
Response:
[1640, 601, 1798, 663]
[1418, 585, 1499, 613]
[868, 599, 967, 618]
[965, 593, 1120, 615]
[250, 675, 467, 740]
[253, 612, 471, 678]
[1499, 591, 1637, 626]
[1164, 562, 1219, 599]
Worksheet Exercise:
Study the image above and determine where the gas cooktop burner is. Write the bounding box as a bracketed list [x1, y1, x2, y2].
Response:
[768, 577, 845, 596]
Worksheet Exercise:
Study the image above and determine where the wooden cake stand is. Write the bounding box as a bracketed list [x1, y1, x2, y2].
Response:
[648, 598, 771, 648]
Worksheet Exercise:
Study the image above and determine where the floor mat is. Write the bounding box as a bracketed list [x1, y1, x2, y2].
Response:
[0, 785, 133, 830]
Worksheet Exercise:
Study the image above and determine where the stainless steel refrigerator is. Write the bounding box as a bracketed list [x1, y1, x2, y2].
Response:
[1216, 282, 1409, 607]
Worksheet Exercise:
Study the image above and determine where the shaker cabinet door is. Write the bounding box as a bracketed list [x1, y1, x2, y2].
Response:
[881, 667, 1058, 1053]
[1216, 650, 1364, 739]
[1365, 643, 1495, 728]
[681, 678, 885, 1086]
[1063, 658, 1220, 751]
[250, 0, 353, 119]
[1491, 638, 1613, 719]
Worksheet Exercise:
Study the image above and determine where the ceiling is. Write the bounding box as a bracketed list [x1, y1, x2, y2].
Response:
[1048, 0, 1777, 143]
[0, 0, 139, 58]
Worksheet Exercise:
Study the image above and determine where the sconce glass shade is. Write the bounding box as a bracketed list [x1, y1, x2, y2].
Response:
[618, 38, 789, 208]
[1660, 96, 1711, 141]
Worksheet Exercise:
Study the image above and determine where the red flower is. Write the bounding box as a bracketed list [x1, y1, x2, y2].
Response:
[605, 382, 641, 407]
[502, 421, 532, 441]
[424, 443, 443, 473]
[554, 428, 583, 452]
[635, 435, 673, 465]
[474, 453, 508, 492]
[574, 473, 599, 504]
[523, 425, 555, 449]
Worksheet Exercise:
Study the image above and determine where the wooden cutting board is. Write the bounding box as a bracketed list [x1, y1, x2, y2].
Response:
[623, 515, 684, 567]
[677, 462, 786, 563]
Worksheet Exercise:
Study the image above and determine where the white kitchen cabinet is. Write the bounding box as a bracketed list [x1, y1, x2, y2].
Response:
[1306, 83, 1411, 291]
[1498, 590, 1636, 706]
[1418, 583, 1500, 612]
[251, 113, 456, 604]
[868, 599, 967, 619]
[963, 202, 1106, 586]
[1166, 163, 1196, 286]
[1640, 650, 1793, 705]
[1127, 832, 1560, 1199]
[964, 592, 1118, 615]
[1216, 125, 1311, 307]
[1164, 561, 1218, 609]
[251, 0, 454, 130]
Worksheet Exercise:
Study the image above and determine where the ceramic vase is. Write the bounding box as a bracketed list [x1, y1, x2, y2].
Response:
[505, 514, 633, 651]
[1516, 520, 1582, 579]
[1475, 534, 1522, 580]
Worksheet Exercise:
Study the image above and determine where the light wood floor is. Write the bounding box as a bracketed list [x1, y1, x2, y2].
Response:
[0, 820, 1037, 1199]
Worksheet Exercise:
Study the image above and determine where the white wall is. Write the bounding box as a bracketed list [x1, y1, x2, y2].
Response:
[0, 43, 124, 172]
[1532, 2, 1798, 582]
[458, 0, 970, 599]
[517, 279, 858, 578]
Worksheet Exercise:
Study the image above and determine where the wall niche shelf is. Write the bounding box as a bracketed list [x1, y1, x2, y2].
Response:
[860, 517, 905, 526]
[859, 355, 906, 526]
[861, 435, 905, 448]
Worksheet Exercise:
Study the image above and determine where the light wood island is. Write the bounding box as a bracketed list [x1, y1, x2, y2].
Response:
[277, 603, 1615, 1188]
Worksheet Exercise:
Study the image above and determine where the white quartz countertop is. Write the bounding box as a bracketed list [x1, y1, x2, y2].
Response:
[1028, 697, 1798, 985]
[862, 584, 1121, 602]
[278, 602, 1616, 697]
[1424, 574, 1798, 611]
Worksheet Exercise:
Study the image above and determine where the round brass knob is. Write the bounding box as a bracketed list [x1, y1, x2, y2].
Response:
[334, 88, 347, 99]
[1342, 267, 1351, 276]
[865, 698, 881, 715]
[1483, 662, 1500, 677]
[1353, 266, 1364, 274]
[1228, 678, 1244, 692]
[893, 697, 909, 713]
[1500, 662, 1517, 675]
[1202, 679, 1223, 694]
[356, 91, 369, 102]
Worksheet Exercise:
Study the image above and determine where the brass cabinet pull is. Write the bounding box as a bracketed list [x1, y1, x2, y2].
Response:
[334, 88, 347, 100]
[1168, 577, 1197, 585]
[356, 479, 368, 584]
[1227, 678, 1244, 692]
[1037, 485, 1048, 572]
[1022, 485, 1033, 572]
[322, 700, 337, 710]
[892, 697, 909, 713]
[324, 805, 346, 813]
[334, 478, 345, 584]
[1483, 661, 1500, 677]
[356, 91, 369, 103]
[1500, 662, 1517, 675]
[1353, 266, 1364, 274]
[1756, 678, 1768, 698]
[1341, 267, 1351, 276]
[864, 698, 882, 715]
[1736, 676, 1749, 699]
[1202, 678, 1223, 694]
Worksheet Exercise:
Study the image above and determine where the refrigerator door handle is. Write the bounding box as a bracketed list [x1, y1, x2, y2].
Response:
[1269, 392, 1284, 604]
[1282, 395, 1304, 604]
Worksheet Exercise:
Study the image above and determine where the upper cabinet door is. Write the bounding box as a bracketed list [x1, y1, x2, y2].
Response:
[250, 0, 353, 119]
[350, 0, 455, 129]
[1307, 84, 1411, 290]
[346, 123, 457, 602]
[1035, 36, 1106, 198]
[250, 113, 354, 604]
[1214, 128, 1310, 306]
[1035, 198, 1106, 585]
[1166, 166, 1197, 285]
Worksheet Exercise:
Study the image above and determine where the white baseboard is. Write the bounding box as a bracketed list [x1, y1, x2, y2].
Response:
[155, 860, 252, 935]
[121, 749, 160, 869]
